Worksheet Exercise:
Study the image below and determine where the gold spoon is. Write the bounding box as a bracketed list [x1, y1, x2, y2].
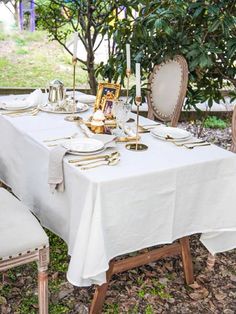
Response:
[80, 157, 120, 170]
[68, 151, 120, 163]
[75, 154, 119, 167]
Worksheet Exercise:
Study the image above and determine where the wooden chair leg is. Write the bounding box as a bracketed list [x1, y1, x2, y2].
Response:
[38, 247, 49, 314]
[179, 236, 194, 285]
[38, 270, 48, 314]
[206, 253, 216, 271]
[90, 261, 115, 314]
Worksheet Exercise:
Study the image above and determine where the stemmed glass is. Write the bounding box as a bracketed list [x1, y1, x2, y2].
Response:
[112, 100, 132, 136]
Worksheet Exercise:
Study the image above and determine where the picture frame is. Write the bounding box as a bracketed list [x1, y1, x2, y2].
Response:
[94, 83, 120, 112]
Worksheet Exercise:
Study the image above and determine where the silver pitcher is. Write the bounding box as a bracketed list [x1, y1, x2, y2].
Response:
[47, 79, 66, 105]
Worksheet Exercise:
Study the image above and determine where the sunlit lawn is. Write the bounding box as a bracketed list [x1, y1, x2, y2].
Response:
[0, 30, 88, 88]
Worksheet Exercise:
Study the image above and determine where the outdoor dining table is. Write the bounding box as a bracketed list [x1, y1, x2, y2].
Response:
[0, 94, 236, 310]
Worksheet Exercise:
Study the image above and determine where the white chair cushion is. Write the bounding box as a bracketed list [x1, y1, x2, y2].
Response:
[0, 188, 48, 259]
[151, 61, 182, 118]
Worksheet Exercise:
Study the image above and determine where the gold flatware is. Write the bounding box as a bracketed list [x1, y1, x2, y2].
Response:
[80, 157, 120, 170]
[184, 143, 211, 149]
[75, 154, 118, 167]
[68, 151, 120, 163]
[174, 140, 206, 147]
[43, 132, 78, 143]
[2, 107, 39, 116]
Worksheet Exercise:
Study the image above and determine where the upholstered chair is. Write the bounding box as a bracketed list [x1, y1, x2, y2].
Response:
[147, 55, 188, 127]
[0, 188, 49, 314]
[206, 105, 236, 270]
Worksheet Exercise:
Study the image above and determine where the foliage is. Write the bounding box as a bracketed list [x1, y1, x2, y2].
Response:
[203, 115, 228, 129]
[36, 0, 126, 94]
[97, 0, 236, 108]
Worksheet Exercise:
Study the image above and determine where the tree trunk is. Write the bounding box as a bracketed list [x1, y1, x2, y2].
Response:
[87, 54, 97, 95]
[13, 0, 19, 26]
[86, 0, 97, 95]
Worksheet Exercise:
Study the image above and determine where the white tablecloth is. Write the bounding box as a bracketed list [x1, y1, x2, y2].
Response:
[0, 95, 236, 286]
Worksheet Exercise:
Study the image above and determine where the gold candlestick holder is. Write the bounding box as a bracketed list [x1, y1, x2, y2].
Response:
[65, 57, 79, 122]
[72, 57, 77, 113]
[126, 96, 148, 151]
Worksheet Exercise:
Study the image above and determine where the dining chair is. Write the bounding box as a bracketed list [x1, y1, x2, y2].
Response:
[0, 188, 49, 314]
[147, 55, 188, 127]
[206, 105, 236, 270]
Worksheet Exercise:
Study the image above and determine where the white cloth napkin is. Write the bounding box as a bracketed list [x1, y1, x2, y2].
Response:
[48, 135, 116, 192]
[0, 89, 43, 109]
[48, 145, 68, 192]
[27, 89, 43, 106]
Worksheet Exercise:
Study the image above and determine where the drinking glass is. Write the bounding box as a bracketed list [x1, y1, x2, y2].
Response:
[112, 100, 132, 136]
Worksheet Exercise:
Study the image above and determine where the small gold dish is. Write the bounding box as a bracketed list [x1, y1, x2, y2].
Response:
[125, 143, 148, 151]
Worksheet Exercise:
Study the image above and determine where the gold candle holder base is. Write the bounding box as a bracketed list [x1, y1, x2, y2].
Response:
[125, 96, 148, 152]
[125, 143, 148, 151]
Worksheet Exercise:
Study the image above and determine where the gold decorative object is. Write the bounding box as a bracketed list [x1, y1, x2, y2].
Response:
[125, 96, 148, 151]
[94, 83, 120, 112]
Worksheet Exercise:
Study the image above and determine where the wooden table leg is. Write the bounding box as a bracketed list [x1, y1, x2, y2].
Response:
[89, 261, 115, 314]
[179, 236, 194, 284]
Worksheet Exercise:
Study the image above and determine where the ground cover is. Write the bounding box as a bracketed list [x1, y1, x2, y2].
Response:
[0, 30, 88, 89]
[0, 122, 235, 314]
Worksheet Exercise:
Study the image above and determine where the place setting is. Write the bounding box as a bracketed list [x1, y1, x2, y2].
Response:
[0, 89, 42, 117]
[48, 135, 119, 191]
[150, 126, 210, 149]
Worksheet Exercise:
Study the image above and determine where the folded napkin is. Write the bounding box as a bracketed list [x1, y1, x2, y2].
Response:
[48, 145, 68, 192]
[0, 89, 43, 109]
[48, 135, 116, 192]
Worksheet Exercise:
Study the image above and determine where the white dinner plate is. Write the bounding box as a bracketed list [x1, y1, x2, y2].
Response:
[151, 126, 191, 141]
[62, 138, 104, 153]
[0, 99, 32, 111]
[39, 103, 89, 114]
[66, 147, 106, 156]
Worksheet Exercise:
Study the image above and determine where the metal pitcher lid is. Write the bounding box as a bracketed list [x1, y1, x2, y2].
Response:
[49, 79, 64, 87]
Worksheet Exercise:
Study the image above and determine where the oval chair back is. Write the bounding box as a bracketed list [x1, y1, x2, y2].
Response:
[147, 55, 188, 127]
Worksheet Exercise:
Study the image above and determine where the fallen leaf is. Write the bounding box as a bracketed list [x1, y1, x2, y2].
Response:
[189, 287, 209, 300]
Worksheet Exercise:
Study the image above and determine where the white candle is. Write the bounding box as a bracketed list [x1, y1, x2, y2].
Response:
[126, 43, 131, 71]
[135, 63, 141, 97]
[73, 32, 78, 59]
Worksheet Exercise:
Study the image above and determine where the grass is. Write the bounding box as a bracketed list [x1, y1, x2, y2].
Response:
[0, 30, 88, 88]
[203, 116, 228, 129]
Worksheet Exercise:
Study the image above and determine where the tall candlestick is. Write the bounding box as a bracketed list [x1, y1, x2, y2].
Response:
[126, 44, 131, 72]
[73, 32, 78, 59]
[135, 63, 141, 97]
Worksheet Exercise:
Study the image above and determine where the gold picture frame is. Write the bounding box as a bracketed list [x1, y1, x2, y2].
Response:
[94, 83, 120, 112]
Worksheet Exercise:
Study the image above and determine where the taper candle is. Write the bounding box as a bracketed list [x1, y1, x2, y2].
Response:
[126, 44, 131, 71]
[135, 63, 141, 97]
